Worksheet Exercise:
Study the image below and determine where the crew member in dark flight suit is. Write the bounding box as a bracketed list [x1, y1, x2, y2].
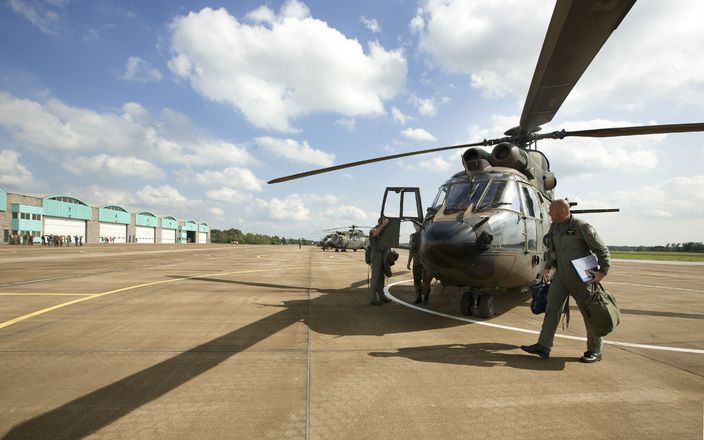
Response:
[369, 216, 390, 305]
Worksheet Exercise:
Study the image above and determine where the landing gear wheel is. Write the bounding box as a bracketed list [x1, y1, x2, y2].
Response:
[477, 294, 495, 318]
[460, 292, 475, 316]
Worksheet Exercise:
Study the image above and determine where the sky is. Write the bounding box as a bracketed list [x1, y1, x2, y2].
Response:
[0, 0, 702, 246]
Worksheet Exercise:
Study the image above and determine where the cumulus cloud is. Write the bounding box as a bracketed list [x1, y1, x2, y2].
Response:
[168, 3, 406, 131]
[74, 185, 130, 207]
[135, 185, 189, 207]
[269, 193, 309, 220]
[414, 0, 704, 115]
[246, 5, 275, 23]
[401, 128, 437, 142]
[0, 92, 254, 166]
[539, 119, 661, 177]
[324, 205, 369, 222]
[255, 136, 335, 167]
[391, 106, 410, 124]
[413, 0, 548, 98]
[419, 155, 454, 172]
[67, 154, 165, 179]
[613, 176, 704, 219]
[206, 186, 254, 204]
[301, 193, 338, 204]
[188, 167, 263, 192]
[361, 16, 381, 34]
[410, 96, 437, 117]
[207, 206, 225, 218]
[121, 56, 163, 82]
[0, 149, 33, 186]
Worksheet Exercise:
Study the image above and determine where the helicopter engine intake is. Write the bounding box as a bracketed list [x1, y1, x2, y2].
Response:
[491, 143, 528, 171]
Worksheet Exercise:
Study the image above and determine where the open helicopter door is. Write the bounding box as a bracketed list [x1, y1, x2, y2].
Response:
[378, 187, 423, 249]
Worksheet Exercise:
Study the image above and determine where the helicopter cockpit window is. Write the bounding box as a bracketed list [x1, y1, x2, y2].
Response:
[477, 180, 521, 212]
[444, 182, 471, 212]
[431, 185, 449, 210]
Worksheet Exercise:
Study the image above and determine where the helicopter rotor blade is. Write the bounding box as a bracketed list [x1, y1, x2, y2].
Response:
[519, 0, 636, 135]
[571, 209, 620, 214]
[268, 140, 489, 184]
[557, 122, 704, 139]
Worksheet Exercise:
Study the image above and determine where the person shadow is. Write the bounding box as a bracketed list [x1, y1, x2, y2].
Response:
[369, 343, 574, 371]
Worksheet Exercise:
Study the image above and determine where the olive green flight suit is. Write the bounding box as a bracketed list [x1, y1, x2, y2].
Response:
[368, 233, 386, 304]
[538, 216, 611, 354]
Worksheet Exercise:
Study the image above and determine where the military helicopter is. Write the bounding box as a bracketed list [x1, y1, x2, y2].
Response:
[319, 226, 371, 252]
[269, 0, 704, 317]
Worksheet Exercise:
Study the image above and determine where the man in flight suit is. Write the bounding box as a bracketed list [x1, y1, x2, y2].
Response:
[407, 225, 432, 304]
[369, 216, 390, 305]
[521, 199, 611, 363]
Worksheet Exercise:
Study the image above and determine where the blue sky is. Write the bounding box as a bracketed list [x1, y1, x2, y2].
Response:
[0, 0, 702, 245]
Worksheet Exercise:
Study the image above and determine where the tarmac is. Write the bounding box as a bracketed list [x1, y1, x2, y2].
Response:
[0, 244, 702, 439]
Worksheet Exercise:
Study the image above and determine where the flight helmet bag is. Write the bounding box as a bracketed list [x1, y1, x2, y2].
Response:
[587, 282, 621, 337]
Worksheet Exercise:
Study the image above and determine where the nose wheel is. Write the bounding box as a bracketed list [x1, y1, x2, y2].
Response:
[461, 292, 476, 316]
[477, 294, 495, 318]
[461, 292, 495, 318]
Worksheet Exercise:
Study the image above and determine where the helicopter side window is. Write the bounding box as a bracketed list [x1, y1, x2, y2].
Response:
[486, 211, 524, 249]
[520, 185, 541, 250]
[521, 186, 536, 217]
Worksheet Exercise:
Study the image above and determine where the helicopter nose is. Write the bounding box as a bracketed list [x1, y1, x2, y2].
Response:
[420, 221, 495, 282]
[420, 221, 482, 266]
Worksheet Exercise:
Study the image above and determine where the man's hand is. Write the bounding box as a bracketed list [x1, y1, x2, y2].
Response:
[406, 263, 411, 270]
[586, 270, 605, 284]
[540, 267, 552, 282]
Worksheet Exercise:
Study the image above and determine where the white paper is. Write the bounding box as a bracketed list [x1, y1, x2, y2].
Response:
[571, 254, 598, 283]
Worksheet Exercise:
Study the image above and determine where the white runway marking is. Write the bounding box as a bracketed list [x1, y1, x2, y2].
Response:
[385, 279, 704, 355]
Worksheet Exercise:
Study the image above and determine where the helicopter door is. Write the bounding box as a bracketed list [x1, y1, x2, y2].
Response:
[378, 187, 423, 248]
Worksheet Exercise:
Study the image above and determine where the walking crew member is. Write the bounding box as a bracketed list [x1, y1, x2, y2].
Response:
[407, 224, 432, 304]
[521, 199, 611, 363]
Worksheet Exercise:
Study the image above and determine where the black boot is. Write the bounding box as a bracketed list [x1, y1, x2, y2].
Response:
[413, 294, 422, 304]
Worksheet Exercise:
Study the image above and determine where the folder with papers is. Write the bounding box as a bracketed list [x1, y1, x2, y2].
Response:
[571, 254, 598, 283]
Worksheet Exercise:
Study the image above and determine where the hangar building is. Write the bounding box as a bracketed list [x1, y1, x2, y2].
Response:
[0, 189, 209, 245]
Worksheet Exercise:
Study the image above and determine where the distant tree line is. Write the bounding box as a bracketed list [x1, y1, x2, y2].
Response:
[210, 228, 315, 245]
[610, 242, 704, 253]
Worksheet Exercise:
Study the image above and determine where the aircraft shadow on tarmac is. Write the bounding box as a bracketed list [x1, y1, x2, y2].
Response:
[369, 343, 573, 371]
[3, 275, 479, 439]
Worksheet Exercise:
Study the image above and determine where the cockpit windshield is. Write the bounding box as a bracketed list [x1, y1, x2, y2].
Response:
[432, 173, 523, 214]
[476, 180, 521, 212]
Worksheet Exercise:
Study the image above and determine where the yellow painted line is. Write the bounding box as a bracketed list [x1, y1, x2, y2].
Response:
[0, 293, 95, 296]
[0, 266, 308, 331]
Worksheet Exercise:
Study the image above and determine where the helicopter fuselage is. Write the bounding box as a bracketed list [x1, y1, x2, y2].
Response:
[418, 166, 550, 291]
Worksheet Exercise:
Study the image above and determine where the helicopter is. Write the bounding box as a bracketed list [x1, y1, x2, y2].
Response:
[269, 0, 704, 317]
[319, 226, 371, 252]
